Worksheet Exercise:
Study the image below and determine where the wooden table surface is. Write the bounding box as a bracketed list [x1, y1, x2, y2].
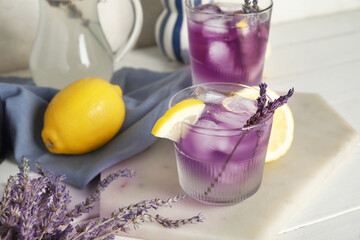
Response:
[1, 8, 360, 240]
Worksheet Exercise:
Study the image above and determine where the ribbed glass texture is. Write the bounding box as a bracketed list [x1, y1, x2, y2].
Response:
[174, 130, 269, 206]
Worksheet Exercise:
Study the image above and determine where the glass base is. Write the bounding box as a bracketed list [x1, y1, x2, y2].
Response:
[180, 180, 262, 206]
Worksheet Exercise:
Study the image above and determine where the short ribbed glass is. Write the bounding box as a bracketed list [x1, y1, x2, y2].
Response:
[170, 83, 273, 206]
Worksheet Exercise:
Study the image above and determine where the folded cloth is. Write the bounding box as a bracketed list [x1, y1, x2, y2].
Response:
[0, 67, 192, 188]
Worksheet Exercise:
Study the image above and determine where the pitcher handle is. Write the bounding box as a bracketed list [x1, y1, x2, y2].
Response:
[114, 0, 143, 62]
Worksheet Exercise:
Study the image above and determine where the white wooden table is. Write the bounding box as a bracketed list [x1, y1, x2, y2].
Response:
[1, 8, 360, 239]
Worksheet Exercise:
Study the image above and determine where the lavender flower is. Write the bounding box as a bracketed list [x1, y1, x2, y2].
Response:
[0, 158, 203, 239]
[244, 84, 294, 127]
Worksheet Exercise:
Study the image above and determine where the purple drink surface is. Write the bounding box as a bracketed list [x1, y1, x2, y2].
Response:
[187, 3, 270, 86]
[174, 93, 273, 205]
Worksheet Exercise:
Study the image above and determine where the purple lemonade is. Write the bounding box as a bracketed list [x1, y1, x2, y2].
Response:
[185, 1, 273, 86]
[170, 83, 273, 205]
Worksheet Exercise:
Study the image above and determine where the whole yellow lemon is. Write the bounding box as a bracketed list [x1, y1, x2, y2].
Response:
[42, 78, 125, 154]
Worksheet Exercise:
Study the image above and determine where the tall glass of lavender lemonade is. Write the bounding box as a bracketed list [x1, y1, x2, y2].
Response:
[185, 0, 272, 86]
[170, 83, 273, 205]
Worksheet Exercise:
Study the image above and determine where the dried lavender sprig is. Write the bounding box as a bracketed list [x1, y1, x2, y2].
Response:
[14, 162, 67, 239]
[66, 169, 136, 219]
[0, 176, 15, 215]
[74, 195, 202, 240]
[244, 83, 269, 127]
[13, 157, 30, 208]
[0, 158, 30, 237]
[120, 195, 187, 216]
[265, 88, 294, 114]
[1, 158, 203, 239]
[0, 158, 34, 238]
[252, 0, 259, 12]
[258, 83, 267, 105]
[111, 195, 189, 225]
[116, 196, 203, 230]
[153, 213, 204, 229]
[73, 217, 122, 240]
[243, 0, 251, 13]
[244, 0, 251, 7]
[38, 175, 72, 238]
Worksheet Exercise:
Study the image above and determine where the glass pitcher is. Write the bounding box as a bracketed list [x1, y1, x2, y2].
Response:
[30, 0, 143, 89]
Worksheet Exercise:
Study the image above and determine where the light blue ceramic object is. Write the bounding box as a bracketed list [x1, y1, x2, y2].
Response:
[155, 0, 190, 63]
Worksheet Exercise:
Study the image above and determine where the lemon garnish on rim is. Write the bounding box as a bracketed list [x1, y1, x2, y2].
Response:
[151, 99, 205, 142]
[234, 87, 295, 163]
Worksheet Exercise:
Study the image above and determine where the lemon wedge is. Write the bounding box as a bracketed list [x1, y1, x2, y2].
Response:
[234, 87, 294, 163]
[151, 99, 205, 142]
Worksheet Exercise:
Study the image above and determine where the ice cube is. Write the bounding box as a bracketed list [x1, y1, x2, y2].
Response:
[196, 3, 222, 14]
[195, 118, 220, 129]
[211, 110, 249, 129]
[222, 95, 257, 114]
[246, 14, 261, 28]
[203, 18, 229, 35]
[216, 3, 243, 13]
[191, 12, 214, 23]
[191, 4, 222, 23]
[195, 87, 227, 104]
[181, 128, 232, 162]
[208, 41, 230, 62]
[207, 41, 236, 74]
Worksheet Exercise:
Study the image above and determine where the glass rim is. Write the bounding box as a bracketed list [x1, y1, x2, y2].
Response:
[169, 82, 274, 134]
[185, 0, 273, 16]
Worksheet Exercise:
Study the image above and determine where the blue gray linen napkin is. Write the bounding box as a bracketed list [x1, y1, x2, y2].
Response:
[0, 67, 192, 188]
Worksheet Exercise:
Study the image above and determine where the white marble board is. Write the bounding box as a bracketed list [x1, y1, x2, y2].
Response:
[100, 93, 358, 240]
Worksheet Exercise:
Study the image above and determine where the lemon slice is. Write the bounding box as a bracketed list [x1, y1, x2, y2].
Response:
[265, 89, 294, 163]
[234, 87, 294, 162]
[233, 88, 259, 100]
[151, 99, 205, 142]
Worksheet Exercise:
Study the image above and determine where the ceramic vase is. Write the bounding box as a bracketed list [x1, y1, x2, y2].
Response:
[155, 0, 189, 63]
